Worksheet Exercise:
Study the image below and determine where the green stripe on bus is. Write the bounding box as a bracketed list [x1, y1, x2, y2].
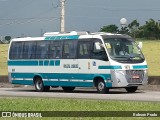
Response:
[45, 35, 79, 40]
[98, 66, 122, 69]
[133, 65, 148, 69]
[8, 60, 60, 66]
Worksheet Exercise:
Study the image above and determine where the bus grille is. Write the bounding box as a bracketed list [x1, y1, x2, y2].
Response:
[125, 70, 144, 83]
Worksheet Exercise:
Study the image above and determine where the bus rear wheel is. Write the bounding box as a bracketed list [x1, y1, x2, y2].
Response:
[34, 77, 50, 92]
[96, 80, 109, 94]
[62, 87, 75, 92]
[125, 86, 138, 93]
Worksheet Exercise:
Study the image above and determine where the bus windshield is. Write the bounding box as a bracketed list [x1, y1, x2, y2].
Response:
[103, 37, 145, 63]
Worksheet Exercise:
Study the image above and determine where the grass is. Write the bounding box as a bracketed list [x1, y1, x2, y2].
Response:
[0, 40, 160, 76]
[0, 44, 8, 76]
[0, 97, 159, 120]
[138, 40, 160, 76]
[1, 97, 159, 111]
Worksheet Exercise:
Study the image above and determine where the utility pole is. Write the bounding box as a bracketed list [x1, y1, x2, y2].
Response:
[60, 0, 65, 33]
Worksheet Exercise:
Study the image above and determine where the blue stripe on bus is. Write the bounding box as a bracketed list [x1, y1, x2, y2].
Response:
[44, 81, 93, 87]
[11, 73, 112, 87]
[11, 73, 111, 80]
[98, 66, 122, 69]
[12, 80, 112, 87]
[50, 61, 54, 66]
[45, 35, 79, 40]
[39, 61, 43, 66]
[8, 61, 38, 66]
[55, 60, 60, 66]
[44, 60, 49, 66]
[12, 80, 34, 85]
[133, 65, 148, 69]
[8, 60, 60, 66]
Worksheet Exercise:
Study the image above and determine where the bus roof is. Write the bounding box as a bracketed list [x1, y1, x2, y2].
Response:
[10, 31, 132, 42]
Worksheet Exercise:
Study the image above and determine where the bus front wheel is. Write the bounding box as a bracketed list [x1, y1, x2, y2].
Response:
[96, 80, 109, 94]
[125, 86, 138, 93]
[62, 87, 75, 92]
[34, 78, 50, 92]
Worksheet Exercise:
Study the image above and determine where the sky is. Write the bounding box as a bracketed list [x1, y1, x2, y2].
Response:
[0, 0, 160, 37]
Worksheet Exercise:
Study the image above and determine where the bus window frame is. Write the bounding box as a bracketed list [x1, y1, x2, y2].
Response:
[62, 40, 78, 59]
[77, 40, 92, 59]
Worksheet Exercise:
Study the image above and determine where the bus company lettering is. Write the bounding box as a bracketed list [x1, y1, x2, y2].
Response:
[63, 64, 78, 68]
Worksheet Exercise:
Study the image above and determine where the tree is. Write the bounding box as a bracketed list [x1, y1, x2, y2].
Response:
[99, 18, 160, 40]
[0, 36, 11, 44]
[128, 20, 140, 38]
[119, 26, 129, 35]
[139, 19, 160, 39]
[100, 24, 119, 33]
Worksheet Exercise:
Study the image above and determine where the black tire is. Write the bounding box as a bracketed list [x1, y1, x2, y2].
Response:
[62, 87, 75, 92]
[51, 86, 59, 88]
[96, 79, 109, 94]
[125, 86, 138, 93]
[34, 77, 50, 92]
[44, 86, 50, 92]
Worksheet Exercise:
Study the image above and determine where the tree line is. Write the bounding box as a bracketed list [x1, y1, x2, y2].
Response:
[100, 19, 160, 40]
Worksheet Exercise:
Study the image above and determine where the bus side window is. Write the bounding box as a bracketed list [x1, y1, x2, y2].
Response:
[36, 41, 50, 59]
[63, 41, 77, 59]
[49, 41, 62, 59]
[23, 41, 36, 59]
[78, 41, 91, 59]
[9, 42, 16, 59]
[49, 46, 56, 59]
[91, 41, 108, 61]
[56, 47, 61, 58]
[9, 42, 23, 59]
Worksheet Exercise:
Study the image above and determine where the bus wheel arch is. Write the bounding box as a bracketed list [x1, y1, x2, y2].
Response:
[33, 75, 50, 92]
[93, 77, 109, 94]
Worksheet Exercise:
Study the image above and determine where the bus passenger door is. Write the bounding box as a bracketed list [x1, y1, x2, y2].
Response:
[62, 40, 79, 80]
[78, 41, 92, 84]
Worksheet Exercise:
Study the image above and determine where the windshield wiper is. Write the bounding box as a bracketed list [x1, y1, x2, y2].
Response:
[128, 53, 144, 60]
[111, 56, 129, 60]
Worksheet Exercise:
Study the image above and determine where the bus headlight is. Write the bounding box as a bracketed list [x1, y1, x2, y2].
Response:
[111, 70, 125, 76]
[144, 69, 148, 75]
[116, 70, 125, 75]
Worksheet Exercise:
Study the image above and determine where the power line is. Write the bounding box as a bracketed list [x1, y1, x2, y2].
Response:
[0, 17, 58, 21]
[68, 5, 160, 12]
[0, 17, 60, 28]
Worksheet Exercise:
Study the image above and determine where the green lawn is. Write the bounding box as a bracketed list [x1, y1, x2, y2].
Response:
[1, 97, 159, 111]
[139, 40, 160, 76]
[0, 40, 160, 76]
[0, 97, 159, 120]
[0, 44, 8, 76]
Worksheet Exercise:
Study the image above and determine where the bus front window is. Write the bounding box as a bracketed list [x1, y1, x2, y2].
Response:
[104, 38, 145, 63]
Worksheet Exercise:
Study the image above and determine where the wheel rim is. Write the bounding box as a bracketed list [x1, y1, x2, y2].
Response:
[98, 82, 104, 91]
[36, 80, 42, 90]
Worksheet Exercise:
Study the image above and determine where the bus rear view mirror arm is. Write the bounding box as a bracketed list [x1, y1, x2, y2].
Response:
[138, 42, 143, 49]
[95, 42, 104, 50]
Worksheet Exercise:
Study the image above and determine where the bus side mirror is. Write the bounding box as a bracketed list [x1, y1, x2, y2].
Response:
[95, 42, 101, 50]
[138, 42, 143, 49]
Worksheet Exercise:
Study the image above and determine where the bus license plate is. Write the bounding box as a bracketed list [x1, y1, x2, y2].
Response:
[132, 75, 139, 79]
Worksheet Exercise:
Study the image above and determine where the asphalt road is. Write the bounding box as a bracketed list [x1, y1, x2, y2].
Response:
[0, 87, 160, 102]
